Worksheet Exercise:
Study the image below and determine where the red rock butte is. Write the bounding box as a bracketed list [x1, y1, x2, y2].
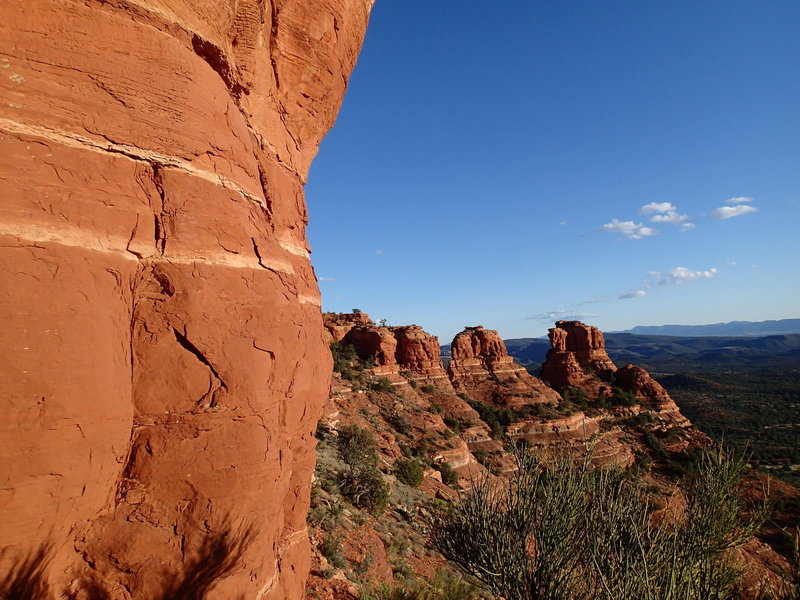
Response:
[0, 1, 374, 598]
[447, 326, 561, 408]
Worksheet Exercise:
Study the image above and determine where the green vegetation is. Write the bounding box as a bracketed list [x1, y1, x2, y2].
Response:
[466, 400, 558, 440]
[373, 377, 394, 393]
[434, 461, 459, 487]
[361, 570, 481, 600]
[659, 368, 800, 486]
[336, 424, 389, 513]
[395, 458, 424, 488]
[430, 448, 769, 600]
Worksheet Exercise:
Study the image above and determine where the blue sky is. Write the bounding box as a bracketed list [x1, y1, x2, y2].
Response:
[306, 0, 799, 342]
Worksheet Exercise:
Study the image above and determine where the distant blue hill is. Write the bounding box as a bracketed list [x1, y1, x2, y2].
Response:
[611, 318, 800, 337]
[500, 332, 800, 373]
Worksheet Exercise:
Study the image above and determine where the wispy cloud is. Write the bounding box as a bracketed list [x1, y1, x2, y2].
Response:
[525, 310, 598, 321]
[648, 266, 720, 285]
[618, 290, 646, 299]
[640, 202, 694, 230]
[318, 276, 336, 281]
[728, 196, 753, 204]
[579, 297, 605, 305]
[709, 204, 757, 219]
[597, 218, 658, 239]
[374, 249, 383, 255]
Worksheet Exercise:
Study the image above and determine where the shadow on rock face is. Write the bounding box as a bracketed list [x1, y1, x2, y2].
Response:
[1, 522, 255, 600]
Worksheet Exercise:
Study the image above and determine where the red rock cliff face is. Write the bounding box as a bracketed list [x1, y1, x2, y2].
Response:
[448, 326, 561, 408]
[0, 1, 373, 597]
[540, 320, 617, 393]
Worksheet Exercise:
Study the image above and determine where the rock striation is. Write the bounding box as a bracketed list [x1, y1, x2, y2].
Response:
[540, 321, 690, 424]
[448, 326, 561, 408]
[0, 1, 374, 598]
[539, 320, 617, 393]
[323, 311, 375, 342]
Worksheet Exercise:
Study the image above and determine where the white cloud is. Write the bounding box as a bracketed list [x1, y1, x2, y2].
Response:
[618, 290, 646, 299]
[597, 218, 658, 239]
[649, 210, 695, 230]
[728, 196, 754, 204]
[709, 204, 758, 219]
[579, 297, 605, 305]
[525, 310, 598, 322]
[648, 266, 720, 285]
[318, 276, 336, 281]
[640, 202, 675, 215]
[374, 249, 383, 255]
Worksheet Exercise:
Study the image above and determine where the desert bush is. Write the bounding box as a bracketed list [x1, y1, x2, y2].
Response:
[336, 423, 388, 513]
[388, 412, 413, 435]
[361, 570, 480, 600]
[337, 424, 379, 468]
[340, 466, 389, 513]
[395, 458, 424, 488]
[434, 462, 459, 487]
[320, 533, 346, 570]
[373, 377, 394, 393]
[430, 448, 769, 600]
[421, 384, 436, 394]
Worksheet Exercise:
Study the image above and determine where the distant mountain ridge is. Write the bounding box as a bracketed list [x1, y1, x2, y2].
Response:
[612, 318, 800, 337]
[478, 332, 800, 373]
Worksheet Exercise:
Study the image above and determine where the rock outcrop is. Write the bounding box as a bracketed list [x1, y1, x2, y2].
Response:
[540, 320, 617, 393]
[0, 1, 373, 597]
[540, 321, 691, 425]
[448, 326, 561, 408]
[323, 311, 374, 342]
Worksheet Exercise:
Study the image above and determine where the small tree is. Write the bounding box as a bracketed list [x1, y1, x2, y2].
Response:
[430, 447, 769, 600]
[336, 424, 388, 513]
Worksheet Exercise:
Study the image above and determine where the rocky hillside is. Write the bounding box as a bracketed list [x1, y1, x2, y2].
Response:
[303, 315, 796, 599]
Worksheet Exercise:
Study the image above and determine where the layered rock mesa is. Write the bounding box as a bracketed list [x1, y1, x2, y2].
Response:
[0, 2, 373, 598]
[448, 326, 561, 408]
[325, 314, 450, 384]
[540, 321, 688, 420]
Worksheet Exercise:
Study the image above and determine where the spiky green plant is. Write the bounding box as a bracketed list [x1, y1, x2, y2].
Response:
[430, 447, 770, 600]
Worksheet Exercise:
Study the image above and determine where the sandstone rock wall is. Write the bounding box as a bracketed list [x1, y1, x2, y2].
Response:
[540, 320, 617, 393]
[323, 311, 374, 342]
[0, 1, 373, 597]
[448, 326, 561, 408]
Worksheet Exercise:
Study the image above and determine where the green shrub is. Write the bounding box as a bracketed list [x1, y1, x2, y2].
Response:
[421, 384, 436, 394]
[388, 412, 413, 435]
[320, 533, 346, 569]
[337, 424, 379, 468]
[395, 458, 424, 488]
[331, 341, 358, 376]
[336, 423, 388, 513]
[373, 377, 394, 393]
[430, 448, 769, 600]
[339, 466, 388, 514]
[435, 462, 459, 487]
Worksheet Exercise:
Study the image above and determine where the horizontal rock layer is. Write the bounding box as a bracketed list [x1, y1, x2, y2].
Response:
[0, 1, 373, 598]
